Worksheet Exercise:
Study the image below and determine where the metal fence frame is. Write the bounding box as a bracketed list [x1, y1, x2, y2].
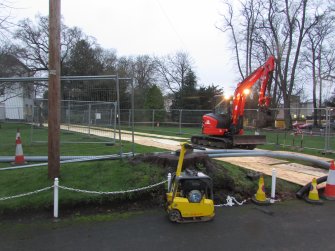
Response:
[1, 75, 334, 154]
[121, 107, 334, 153]
[0, 75, 135, 156]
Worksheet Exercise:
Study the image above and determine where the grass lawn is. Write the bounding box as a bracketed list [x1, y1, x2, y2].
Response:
[0, 123, 168, 215]
[0, 159, 166, 215]
[0, 123, 311, 216]
[0, 123, 165, 167]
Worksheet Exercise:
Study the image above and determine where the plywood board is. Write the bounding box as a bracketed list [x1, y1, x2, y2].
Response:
[274, 163, 328, 176]
[214, 157, 326, 186]
[218, 156, 288, 165]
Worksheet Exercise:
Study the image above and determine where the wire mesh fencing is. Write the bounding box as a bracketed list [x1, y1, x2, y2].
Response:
[120, 107, 335, 153]
[1, 74, 334, 155]
[0, 75, 134, 157]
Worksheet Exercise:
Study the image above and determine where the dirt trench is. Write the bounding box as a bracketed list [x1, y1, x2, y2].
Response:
[129, 152, 293, 203]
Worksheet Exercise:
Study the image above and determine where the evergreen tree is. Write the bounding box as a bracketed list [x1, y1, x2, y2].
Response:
[144, 84, 164, 109]
[171, 69, 198, 109]
[197, 85, 223, 110]
[144, 85, 165, 123]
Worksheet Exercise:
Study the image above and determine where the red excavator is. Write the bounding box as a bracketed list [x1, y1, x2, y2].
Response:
[191, 56, 275, 149]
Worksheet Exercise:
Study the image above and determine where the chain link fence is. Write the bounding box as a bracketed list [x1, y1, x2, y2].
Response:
[0, 76, 134, 157]
[120, 107, 335, 153]
[32, 99, 117, 144]
[1, 74, 334, 154]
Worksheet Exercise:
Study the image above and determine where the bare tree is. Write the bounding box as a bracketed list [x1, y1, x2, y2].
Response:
[302, 7, 335, 125]
[218, 0, 281, 125]
[155, 51, 194, 94]
[218, 1, 244, 79]
[14, 15, 83, 73]
[117, 55, 158, 108]
[0, 0, 15, 41]
[220, 0, 325, 128]
[100, 48, 118, 74]
[133, 55, 157, 89]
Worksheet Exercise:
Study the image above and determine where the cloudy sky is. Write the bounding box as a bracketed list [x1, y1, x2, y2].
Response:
[10, 0, 238, 93]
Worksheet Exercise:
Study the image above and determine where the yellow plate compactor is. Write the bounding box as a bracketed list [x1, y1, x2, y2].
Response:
[166, 143, 215, 223]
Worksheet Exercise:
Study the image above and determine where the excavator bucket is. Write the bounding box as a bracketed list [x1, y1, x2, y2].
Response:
[232, 135, 266, 146]
[255, 109, 273, 128]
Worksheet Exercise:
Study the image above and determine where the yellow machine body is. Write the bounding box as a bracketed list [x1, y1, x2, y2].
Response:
[166, 193, 215, 219]
[166, 143, 215, 223]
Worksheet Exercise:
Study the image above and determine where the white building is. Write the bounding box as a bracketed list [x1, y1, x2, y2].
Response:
[0, 55, 34, 121]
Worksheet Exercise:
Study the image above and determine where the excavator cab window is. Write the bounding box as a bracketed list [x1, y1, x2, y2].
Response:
[213, 95, 232, 117]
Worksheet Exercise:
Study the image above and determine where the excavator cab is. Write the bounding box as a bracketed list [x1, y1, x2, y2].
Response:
[166, 143, 215, 223]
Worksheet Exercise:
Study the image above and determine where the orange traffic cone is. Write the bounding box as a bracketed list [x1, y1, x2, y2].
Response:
[323, 160, 335, 200]
[251, 175, 270, 205]
[13, 129, 26, 165]
[304, 178, 323, 205]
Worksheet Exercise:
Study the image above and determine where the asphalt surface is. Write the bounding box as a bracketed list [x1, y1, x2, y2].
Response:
[1, 199, 335, 251]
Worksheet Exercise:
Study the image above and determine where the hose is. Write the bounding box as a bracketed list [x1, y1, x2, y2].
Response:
[296, 176, 328, 199]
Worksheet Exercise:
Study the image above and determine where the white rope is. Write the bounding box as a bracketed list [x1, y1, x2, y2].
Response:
[0, 179, 167, 201]
[58, 180, 167, 195]
[215, 195, 247, 207]
[0, 186, 54, 201]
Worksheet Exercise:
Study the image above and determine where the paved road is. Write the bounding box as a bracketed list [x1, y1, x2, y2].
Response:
[1, 199, 334, 251]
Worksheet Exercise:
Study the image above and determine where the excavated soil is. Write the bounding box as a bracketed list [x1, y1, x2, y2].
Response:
[130, 152, 271, 203]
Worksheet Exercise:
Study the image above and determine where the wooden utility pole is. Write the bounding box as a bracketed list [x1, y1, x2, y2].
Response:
[48, 0, 61, 178]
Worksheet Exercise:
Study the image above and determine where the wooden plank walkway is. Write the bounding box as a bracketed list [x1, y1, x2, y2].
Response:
[59, 124, 332, 186]
[214, 156, 330, 186]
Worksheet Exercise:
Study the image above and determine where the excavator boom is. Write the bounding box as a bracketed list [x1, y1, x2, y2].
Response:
[191, 56, 276, 149]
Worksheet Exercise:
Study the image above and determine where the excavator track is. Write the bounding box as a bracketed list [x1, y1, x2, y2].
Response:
[191, 135, 232, 149]
[191, 135, 266, 149]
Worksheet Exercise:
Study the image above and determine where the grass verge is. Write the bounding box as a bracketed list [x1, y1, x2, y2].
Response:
[0, 123, 301, 219]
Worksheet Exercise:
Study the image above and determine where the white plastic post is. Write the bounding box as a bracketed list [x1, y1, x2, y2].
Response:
[167, 173, 172, 192]
[271, 168, 277, 203]
[54, 178, 59, 218]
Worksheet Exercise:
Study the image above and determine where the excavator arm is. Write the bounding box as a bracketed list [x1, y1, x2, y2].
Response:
[231, 56, 275, 130]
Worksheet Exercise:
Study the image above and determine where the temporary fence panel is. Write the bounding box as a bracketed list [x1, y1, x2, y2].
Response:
[0, 76, 135, 158]
[32, 99, 117, 145]
[123, 109, 211, 136]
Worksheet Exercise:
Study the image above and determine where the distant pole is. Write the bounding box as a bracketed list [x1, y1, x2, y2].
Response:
[48, 0, 61, 179]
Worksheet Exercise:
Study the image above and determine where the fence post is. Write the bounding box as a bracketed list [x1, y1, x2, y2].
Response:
[128, 109, 131, 128]
[324, 107, 330, 153]
[54, 177, 59, 218]
[95, 108, 97, 125]
[292, 134, 296, 149]
[270, 169, 276, 203]
[88, 103, 91, 136]
[67, 100, 71, 131]
[275, 133, 279, 149]
[283, 131, 286, 148]
[110, 108, 113, 126]
[113, 104, 117, 142]
[152, 109, 155, 129]
[179, 109, 182, 135]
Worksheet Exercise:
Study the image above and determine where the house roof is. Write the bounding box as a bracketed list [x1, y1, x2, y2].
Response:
[0, 54, 31, 77]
